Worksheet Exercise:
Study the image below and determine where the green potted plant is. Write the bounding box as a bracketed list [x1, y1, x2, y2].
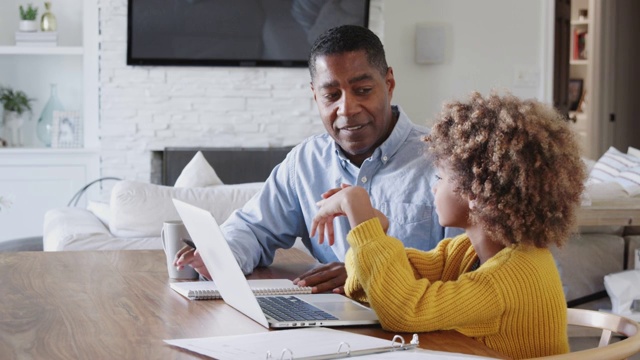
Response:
[0, 86, 34, 147]
[19, 3, 39, 32]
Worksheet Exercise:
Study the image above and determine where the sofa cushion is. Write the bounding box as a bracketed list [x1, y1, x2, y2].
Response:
[87, 200, 111, 226]
[43, 207, 168, 251]
[174, 151, 223, 188]
[109, 180, 262, 238]
[43, 207, 112, 251]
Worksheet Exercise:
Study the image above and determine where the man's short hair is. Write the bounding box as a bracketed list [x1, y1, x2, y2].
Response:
[308, 25, 388, 81]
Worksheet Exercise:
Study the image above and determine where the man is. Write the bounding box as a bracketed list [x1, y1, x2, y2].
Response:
[175, 25, 452, 293]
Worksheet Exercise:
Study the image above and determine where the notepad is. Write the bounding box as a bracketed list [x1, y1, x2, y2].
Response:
[170, 279, 312, 300]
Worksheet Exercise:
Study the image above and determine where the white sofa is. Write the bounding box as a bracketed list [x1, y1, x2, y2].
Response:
[43, 180, 263, 251]
[42, 147, 298, 253]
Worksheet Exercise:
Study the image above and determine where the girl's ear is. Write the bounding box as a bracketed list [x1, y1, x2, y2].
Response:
[469, 199, 477, 210]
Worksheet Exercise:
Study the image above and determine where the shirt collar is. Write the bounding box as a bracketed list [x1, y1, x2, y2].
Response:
[333, 105, 413, 165]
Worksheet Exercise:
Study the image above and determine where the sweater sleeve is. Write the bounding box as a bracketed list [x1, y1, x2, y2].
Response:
[344, 248, 368, 303]
[346, 218, 505, 333]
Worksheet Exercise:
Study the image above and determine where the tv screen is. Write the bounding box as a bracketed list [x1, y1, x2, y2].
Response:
[127, 0, 371, 67]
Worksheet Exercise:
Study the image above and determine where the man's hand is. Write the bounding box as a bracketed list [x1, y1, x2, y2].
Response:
[173, 245, 211, 280]
[293, 262, 347, 294]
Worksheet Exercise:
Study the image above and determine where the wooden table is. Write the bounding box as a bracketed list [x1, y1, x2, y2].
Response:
[0, 249, 506, 359]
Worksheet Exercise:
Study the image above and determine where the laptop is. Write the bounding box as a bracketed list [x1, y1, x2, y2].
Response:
[172, 199, 380, 329]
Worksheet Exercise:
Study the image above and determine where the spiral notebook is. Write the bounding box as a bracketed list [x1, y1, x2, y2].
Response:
[170, 279, 312, 300]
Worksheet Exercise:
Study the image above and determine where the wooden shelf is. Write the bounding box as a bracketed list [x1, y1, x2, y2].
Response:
[570, 59, 588, 65]
[0, 148, 98, 155]
[571, 20, 589, 26]
[0, 46, 83, 55]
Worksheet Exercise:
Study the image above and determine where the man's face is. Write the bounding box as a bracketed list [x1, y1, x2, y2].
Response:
[310, 50, 396, 165]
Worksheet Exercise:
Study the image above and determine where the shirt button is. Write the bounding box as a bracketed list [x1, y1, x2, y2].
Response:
[382, 156, 388, 162]
[361, 176, 367, 183]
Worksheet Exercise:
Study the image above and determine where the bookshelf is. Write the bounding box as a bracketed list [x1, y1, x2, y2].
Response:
[0, 0, 97, 149]
[0, 1, 99, 243]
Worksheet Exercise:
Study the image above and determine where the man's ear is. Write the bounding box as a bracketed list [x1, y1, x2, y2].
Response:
[386, 67, 396, 98]
[310, 82, 317, 102]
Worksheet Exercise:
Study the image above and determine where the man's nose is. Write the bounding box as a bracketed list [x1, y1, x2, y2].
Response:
[336, 93, 360, 117]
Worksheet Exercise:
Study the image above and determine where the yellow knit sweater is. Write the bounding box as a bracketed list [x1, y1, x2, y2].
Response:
[345, 218, 569, 360]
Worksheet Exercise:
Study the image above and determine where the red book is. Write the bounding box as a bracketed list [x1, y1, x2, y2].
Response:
[573, 29, 580, 60]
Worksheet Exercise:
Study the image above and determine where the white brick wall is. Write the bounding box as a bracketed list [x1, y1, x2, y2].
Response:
[98, 0, 384, 182]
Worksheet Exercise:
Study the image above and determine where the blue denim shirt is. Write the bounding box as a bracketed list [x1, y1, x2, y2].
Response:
[221, 107, 458, 274]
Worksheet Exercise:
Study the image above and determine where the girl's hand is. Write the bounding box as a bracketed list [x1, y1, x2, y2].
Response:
[311, 188, 349, 246]
[320, 183, 351, 199]
[311, 186, 376, 246]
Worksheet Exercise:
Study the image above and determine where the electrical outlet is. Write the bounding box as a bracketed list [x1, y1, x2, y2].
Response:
[513, 66, 539, 87]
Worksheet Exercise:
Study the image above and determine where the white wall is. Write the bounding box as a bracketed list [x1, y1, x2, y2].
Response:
[97, 0, 383, 181]
[97, 0, 550, 182]
[383, 0, 548, 126]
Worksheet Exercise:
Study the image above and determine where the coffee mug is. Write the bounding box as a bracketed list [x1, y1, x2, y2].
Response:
[161, 220, 199, 280]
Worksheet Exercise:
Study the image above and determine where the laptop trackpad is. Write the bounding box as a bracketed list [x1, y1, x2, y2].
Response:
[315, 301, 370, 312]
[296, 294, 378, 321]
[315, 301, 378, 321]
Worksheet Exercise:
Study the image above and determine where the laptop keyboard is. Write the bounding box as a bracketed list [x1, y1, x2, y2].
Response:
[257, 296, 338, 322]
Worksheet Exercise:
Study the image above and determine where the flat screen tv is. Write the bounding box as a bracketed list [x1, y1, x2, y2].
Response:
[127, 0, 371, 67]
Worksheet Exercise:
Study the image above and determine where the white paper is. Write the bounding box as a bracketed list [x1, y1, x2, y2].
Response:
[165, 328, 495, 360]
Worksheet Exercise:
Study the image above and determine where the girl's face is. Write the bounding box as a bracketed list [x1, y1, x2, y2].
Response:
[432, 165, 471, 229]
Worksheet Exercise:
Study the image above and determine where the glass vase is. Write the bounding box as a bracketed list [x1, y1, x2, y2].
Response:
[40, 1, 58, 32]
[37, 84, 64, 147]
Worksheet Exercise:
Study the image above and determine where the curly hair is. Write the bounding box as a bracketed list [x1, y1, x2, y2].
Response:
[308, 25, 388, 81]
[425, 92, 586, 248]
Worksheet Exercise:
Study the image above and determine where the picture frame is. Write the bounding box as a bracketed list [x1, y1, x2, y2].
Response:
[51, 110, 82, 148]
[568, 79, 584, 112]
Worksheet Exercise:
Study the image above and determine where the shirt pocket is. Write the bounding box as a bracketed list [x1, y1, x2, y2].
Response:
[379, 202, 433, 225]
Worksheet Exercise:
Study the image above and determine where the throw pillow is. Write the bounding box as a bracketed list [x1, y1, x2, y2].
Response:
[628, 146, 640, 159]
[590, 147, 640, 195]
[174, 151, 223, 188]
[87, 200, 111, 226]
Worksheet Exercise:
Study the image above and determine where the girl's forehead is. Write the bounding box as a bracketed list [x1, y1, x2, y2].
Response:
[435, 161, 453, 173]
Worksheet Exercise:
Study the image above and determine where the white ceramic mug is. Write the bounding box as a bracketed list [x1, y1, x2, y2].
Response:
[161, 220, 199, 280]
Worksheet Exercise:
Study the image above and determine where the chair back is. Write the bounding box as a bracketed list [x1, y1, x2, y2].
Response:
[530, 308, 640, 360]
